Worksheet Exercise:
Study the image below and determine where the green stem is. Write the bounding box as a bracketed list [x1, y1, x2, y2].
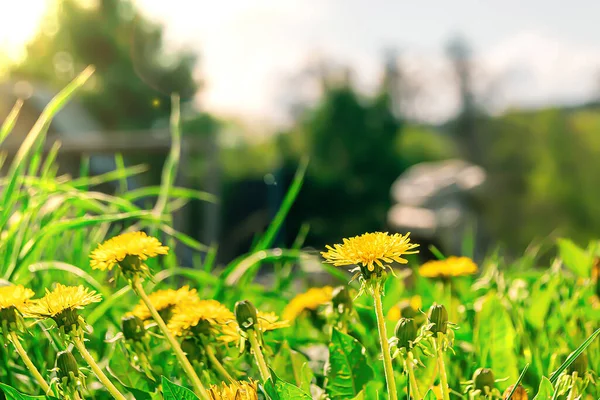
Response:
[406, 351, 422, 400]
[132, 279, 210, 400]
[9, 332, 52, 395]
[247, 329, 271, 381]
[72, 337, 127, 400]
[205, 345, 235, 383]
[434, 335, 450, 400]
[373, 284, 398, 400]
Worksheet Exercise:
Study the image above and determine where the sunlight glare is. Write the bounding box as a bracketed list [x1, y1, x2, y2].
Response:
[0, 0, 48, 62]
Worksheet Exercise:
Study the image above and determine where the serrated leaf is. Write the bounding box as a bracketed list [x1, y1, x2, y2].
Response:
[325, 328, 374, 399]
[532, 377, 554, 400]
[0, 383, 58, 400]
[161, 377, 199, 400]
[557, 238, 592, 277]
[264, 369, 312, 400]
[271, 341, 314, 393]
[475, 294, 519, 391]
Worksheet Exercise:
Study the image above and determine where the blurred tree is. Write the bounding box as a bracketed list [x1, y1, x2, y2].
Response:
[10, 0, 199, 130]
[445, 36, 483, 164]
[282, 59, 407, 246]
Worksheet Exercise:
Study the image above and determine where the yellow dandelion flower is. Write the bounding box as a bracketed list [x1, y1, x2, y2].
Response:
[387, 295, 422, 321]
[24, 284, 101, 335]
[90, 231, 169, 277]
[322, 232, 419, 273]
[208, 380, 258, 400]
[168, 300, 235, 337]
[282, 286, 334, 321]
[418, 256, 478, 278]
[258, 311, 290, 332]
[130, 286, 199, 322]
[0, 285, 34, 311]
[0, 285, 35, 331]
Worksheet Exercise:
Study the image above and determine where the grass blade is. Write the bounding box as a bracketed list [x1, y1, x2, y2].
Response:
[0, 99, 23, 143]
[549, 328, 600, 384]
[0, 66, 95, 234]
[504, 363, 529, 400]
[253, 157, 308, 252]
[153, 93, 181, 218]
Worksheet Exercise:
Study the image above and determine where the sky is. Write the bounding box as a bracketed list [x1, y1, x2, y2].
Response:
[2, 0, 600, 124]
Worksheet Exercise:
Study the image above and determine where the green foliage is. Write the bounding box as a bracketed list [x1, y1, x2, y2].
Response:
[10, 0, 198, 131]
[2, 72, 600, 400]
[475, 293, 519, 390]
[0, 384, 56, 400]
[532, 377, 554, 400]
[161, 377, 199, 400]
[325, 328, 375, 399]
[264, 369, 312, 400]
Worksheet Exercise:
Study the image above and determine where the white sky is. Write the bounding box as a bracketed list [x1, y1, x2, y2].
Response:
[2, 0, 600, 124]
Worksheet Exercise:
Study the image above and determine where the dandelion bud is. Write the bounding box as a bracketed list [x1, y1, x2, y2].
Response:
[428, 303, 448, 335]
[473, 368, 495, 392]
[0, 306, 18, 327]
[332, 286, 353, 312]
[121, 315, 146, 341]
[56, 350, 79, 384]
[235, 300, 259, 331]
[394, 318, 417, 350]
[503, 384, 527, 400]
[567, 351, 588, 376]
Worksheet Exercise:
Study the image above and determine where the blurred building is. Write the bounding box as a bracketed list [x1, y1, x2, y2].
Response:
[388, 159, 487, 260]
[0, 79, 123, 186]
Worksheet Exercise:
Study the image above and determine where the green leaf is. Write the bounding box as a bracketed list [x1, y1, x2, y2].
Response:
[475, 294, 519, 391]
[532, 377, 555, 400]
[525, 275, 560, 329]
[0, 383, 58, 399]
[423, 389, 438, 400]
[264, 369, 312, 400]
[161, 376, 199, 400]
[271, 341, 314, 393]
[107, 344, 155, 393]
[325, 328, 375, 399]
[557, 238, 592, 277]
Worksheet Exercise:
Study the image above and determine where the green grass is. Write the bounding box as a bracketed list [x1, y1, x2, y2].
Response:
[0, 69, 598, 400]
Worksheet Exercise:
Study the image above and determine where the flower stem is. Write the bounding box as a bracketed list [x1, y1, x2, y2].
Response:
[9, 332, 51, 395]
[72, 337, 127, 400]
[132, 279, 210, 400]
[373, 284, 398, 400]
[434, 335, 450, 400]
[205, 345, 235, 383]
[406, 351, 422, 400]
[247, 329, 271, 381]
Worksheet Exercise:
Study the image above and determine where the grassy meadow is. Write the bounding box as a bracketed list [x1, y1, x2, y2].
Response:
[0, 68, 598, 400]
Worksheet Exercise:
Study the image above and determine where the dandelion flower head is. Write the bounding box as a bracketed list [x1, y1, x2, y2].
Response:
[282, 286, 333, 321]
[90, 231, 169, 273]
[322, 232, 419, 272]
[208, 380, 258, 400]
[24, 284, 101, 335]
[0, 284, 34, 311]
[131, 286, 199, 322]
[168, 300, 235, 337]
[418, 256, 478, 278]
